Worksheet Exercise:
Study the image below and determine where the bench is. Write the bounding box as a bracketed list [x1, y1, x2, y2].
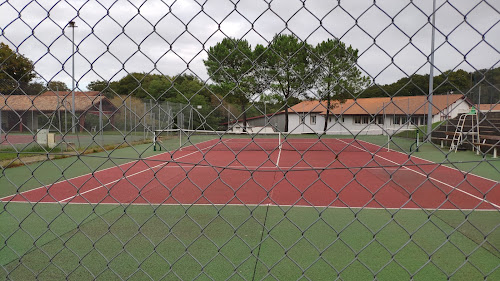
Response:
[432, 131, 479, 148]
[474, 135, 500, 158]
[431, 135, 452, 148]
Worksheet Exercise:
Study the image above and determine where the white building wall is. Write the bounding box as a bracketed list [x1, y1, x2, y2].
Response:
[288, 113, 326, 133]
[440, 99, 471, 121]
[288, 114, 386, 135]
[245, 98, 471, 135]
[336, 116, 383, 135]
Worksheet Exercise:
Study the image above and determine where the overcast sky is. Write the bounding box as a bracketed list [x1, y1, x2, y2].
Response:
[1, 0, 499, 91]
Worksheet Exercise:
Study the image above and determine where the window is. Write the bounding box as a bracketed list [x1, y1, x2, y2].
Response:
[354, 115, 370, 124]
[310, 115, 316, 125]
[377, 116, 384, 125]
[393, 115, 408, 125]
[329, 115, 341, 123]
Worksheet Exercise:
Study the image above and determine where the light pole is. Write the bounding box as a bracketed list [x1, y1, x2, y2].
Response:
[426, 0, 436, 142]
[68, 21, 77, 133]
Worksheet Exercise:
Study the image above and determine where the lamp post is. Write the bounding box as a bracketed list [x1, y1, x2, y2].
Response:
[426, 0, 436, 142]
[68, 21, 77, 133]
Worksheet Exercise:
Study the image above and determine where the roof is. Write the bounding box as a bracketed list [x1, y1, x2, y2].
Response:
[289, 94, 467, 115]
[0, 94, 116, 112]
[40, 91, 100, 97]
[478, 104, 500, 112]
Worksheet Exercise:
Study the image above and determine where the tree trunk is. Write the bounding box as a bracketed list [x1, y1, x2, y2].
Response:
[241, 103, 247, 132]
[324, 98, 331, 132]
[284, 104, 289, 132]
[79, 115, 86, 132]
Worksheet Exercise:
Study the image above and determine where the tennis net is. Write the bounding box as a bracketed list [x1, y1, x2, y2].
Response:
[153, 128, 421, 154]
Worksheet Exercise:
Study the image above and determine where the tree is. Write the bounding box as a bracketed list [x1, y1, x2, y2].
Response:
[204, 37, 258, 131]
[165, 74, 221, 130]
[314, 39, 370, 131]
[25, 81, 46, 95]
[147, 76, 173, 100]
[47, 81, 70, 91]
[436, 69, 471, 93]
[87, 80, 118, 98]
[0, 42, 36, 94]
[263, 34, 314, 132]
[358, 68, 479, 98]
[115, 73, 155, 99]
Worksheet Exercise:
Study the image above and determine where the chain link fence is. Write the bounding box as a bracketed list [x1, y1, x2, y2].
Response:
[1, 0, 499, 280]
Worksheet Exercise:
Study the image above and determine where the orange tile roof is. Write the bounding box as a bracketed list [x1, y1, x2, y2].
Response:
[478, 104, 500, 111]
[289, 94, 467, 115]
[40, 91, 100, 97]
[0, 94, 116, 112]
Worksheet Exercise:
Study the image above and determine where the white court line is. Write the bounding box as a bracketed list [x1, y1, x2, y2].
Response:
[0, 145, 180, 201]
[58, 150, 204, 202]
[338, 139, 500, 209]
[359, 139, 499, 184]
[58, 137, 285, 203]
[15, 201, 498, 212]
[0, 138, 218, 202]
[57, 141, 223, 203]
[57, 137, 282, 203]
[276, 142, 282, 167]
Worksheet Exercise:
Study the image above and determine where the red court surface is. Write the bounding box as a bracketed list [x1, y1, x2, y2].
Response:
[2, 139, 499, 210]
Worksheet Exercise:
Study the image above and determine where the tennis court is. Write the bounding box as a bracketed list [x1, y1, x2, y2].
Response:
[3, 133, 498, 210]
[1, 134, 499, 280]
[2, 1, 500, 279]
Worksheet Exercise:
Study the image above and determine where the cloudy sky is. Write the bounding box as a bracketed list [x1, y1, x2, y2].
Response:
[1, 0, 499, 91]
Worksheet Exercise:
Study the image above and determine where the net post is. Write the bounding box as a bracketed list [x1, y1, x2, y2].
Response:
[279, 131, 282, 148]
[387, 131, 390, 152]
[417, 131, 420, 152]
[153, 130, 156, 151]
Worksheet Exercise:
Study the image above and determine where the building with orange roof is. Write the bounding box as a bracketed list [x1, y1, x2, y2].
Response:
[0, 93, 117, 133]
[40, 91, 100, 97]
[478, 104, 500, 112]
[233, 94, 473, 134]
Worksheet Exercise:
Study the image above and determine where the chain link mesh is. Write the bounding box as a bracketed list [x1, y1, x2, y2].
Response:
[1, 0, 499, 280]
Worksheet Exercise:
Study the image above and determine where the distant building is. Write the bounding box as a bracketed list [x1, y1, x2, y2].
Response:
[40, 91, 100, 97]
[227, 94, 472, 135]
[478, 104, 500, 112]
[0, 92, 117, 132]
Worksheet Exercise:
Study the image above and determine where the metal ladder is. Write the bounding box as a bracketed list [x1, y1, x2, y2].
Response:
[449, 112, 480, 152]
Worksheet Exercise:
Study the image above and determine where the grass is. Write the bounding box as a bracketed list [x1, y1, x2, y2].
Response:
[1, 204, 499, 280]
[1, 135, 499, 280]
[0, 146, 64, 161]
[0, 143, 159, 197]
[1, 131, 147, 152]
[353, 135, 500, 181]
[393, 121, 446, 141]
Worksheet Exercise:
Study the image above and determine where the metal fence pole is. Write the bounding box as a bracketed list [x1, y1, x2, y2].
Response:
[426, 0, 437, 142]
